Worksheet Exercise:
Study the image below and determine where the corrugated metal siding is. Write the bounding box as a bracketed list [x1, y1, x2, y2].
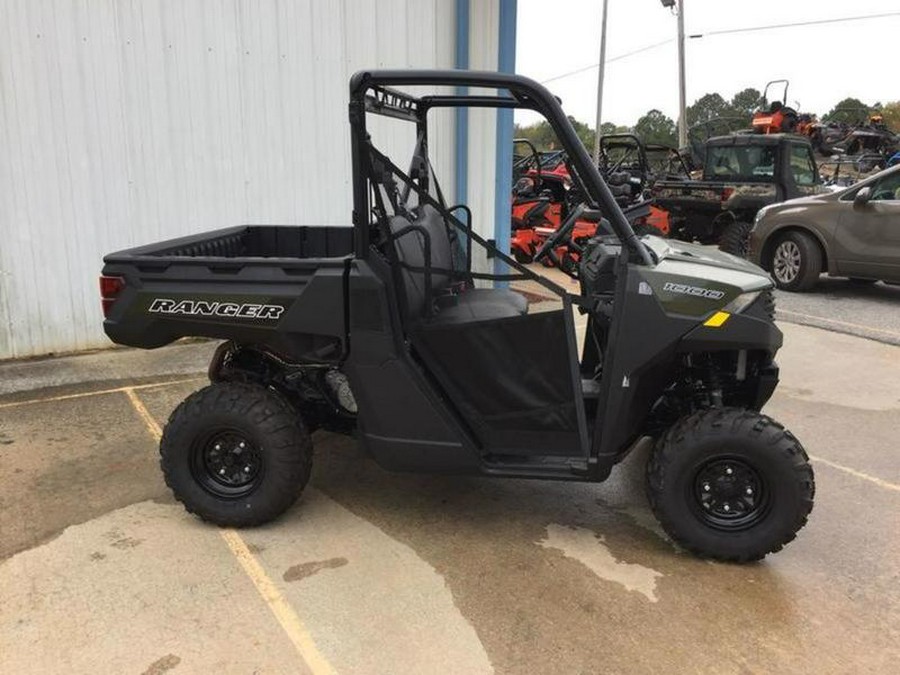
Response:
[0, 0, 498, 358]
[466, 0, 499, 274]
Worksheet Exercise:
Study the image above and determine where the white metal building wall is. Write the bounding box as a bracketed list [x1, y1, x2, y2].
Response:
[466, 0, 499, 275]
[0, 0, 501, 359]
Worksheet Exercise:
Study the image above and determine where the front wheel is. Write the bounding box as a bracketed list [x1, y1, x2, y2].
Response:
[646, 408, 815, 562]
[160, 382, 312, 527]
[767, 230, 822, 291]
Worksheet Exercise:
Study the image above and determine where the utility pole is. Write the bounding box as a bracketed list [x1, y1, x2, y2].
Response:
[676, 0, 688, 147]
[592, 0, 609, 164]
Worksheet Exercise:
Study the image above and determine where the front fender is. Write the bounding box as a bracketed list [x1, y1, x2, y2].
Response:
[753, 221, 836, 274]
[678, 312, 782, 354]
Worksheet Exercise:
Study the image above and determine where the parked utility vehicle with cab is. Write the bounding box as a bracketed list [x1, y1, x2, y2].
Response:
[101, 71, 814, 562]
[653, 133, 822, 256]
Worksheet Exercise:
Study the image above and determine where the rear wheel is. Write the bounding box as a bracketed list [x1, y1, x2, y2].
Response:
[646, 408, 815, 562]
[718, 220, 753, 258]
[160, 382, 312, 527]
[768, 230, 822, 291]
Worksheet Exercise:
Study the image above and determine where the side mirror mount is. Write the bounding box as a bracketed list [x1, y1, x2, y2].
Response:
[854, 186, 872, 207]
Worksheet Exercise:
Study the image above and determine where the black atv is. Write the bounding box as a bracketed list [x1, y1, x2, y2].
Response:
[100, 70, 814, 562]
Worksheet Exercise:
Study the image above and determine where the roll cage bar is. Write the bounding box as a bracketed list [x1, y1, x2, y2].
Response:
[598, 133, 649, 175]
[348, 69, 653, 267]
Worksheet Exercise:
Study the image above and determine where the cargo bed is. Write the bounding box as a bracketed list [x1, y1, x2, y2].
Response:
[101, 225, 355, 354]
[105, 225, 354, 263]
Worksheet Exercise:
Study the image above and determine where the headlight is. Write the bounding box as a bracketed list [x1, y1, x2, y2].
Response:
[753, 206, 772, 226]
[722, 290, 761, 314]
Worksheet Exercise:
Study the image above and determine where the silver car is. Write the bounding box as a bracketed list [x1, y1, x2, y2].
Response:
[748, 164, 900, 291]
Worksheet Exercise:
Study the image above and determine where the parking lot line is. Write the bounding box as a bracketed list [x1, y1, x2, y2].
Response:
[123, 387, 337, 675]
[123, 388, 167, 439]
[810, 454, 900, 493]
[220, 530, 336, 675]
[0, 377, 204, 409]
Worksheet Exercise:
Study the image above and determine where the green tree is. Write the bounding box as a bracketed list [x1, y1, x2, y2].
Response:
[513, 120, 557, 150]
[633, 109, 677, 146]
[880, 101, 900, 132]
[823, 98, 870, 124]
[600, 121, 631, 135]
[513, 117, 629, 153]
[730, 88, 761, 117]
[685, 93, 732, 127]
[567, 116, 596, 151]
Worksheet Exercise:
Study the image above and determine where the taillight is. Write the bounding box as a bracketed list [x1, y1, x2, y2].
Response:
[99, 275, 125, 317]
[720, 187, 734, 202]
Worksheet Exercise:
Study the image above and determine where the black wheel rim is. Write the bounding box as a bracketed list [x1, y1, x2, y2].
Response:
[691, 457, 770, 530]
[191, 429, 263, 498]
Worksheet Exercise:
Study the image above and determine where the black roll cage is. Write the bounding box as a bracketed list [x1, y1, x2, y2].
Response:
[598, 133, 650, 175]
[348, 69, 653, 267]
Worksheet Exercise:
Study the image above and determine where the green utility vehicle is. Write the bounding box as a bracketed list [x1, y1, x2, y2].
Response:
[101, 71, 815, 562]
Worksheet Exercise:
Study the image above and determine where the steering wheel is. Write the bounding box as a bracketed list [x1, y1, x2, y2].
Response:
[533, 204, 607, 278]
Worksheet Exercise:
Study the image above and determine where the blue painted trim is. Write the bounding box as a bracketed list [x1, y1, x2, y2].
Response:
[454, 0, 469, 210]
[494, 0, 517, 276]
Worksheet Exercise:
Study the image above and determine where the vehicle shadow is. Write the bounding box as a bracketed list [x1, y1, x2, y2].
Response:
[307, 432, 805, 577]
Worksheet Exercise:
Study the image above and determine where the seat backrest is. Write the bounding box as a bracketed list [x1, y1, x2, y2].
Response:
[389, 205, 453, 317]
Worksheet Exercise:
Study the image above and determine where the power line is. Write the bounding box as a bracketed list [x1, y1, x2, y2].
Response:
[541, 38, 673, 84]
[540, 11, 900, 85]
[689, 11, 900, 39]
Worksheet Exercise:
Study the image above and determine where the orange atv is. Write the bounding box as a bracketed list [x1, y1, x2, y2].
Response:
[534, 201, 653, 276]
[511, 167, 634, 264]
[510, 169, 570, 263]
[751, 80, 799, 134]
[510, 137, 656, 266]
[510, 139, 577, 263]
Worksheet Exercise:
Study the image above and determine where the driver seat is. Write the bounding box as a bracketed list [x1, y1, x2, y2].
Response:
[389, 205, 528, 325]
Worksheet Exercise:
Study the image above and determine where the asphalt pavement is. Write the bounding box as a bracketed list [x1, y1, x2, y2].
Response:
[526, 257, 900, 347]
[775, 277, 900, 346]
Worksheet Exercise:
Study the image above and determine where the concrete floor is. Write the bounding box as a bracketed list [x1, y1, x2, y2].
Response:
[1, 320, 898, 674]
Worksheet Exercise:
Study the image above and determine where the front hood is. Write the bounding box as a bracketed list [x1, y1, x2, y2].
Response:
[760, 190, 841, 214]
[636, 236, 773, 317]
[645, 236, 770, 279]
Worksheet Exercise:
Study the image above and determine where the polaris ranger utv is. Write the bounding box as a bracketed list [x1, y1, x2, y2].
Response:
[101, 71, 814, 562]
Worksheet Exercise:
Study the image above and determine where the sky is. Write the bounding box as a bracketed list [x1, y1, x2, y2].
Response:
[515, 0, 900, 128]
